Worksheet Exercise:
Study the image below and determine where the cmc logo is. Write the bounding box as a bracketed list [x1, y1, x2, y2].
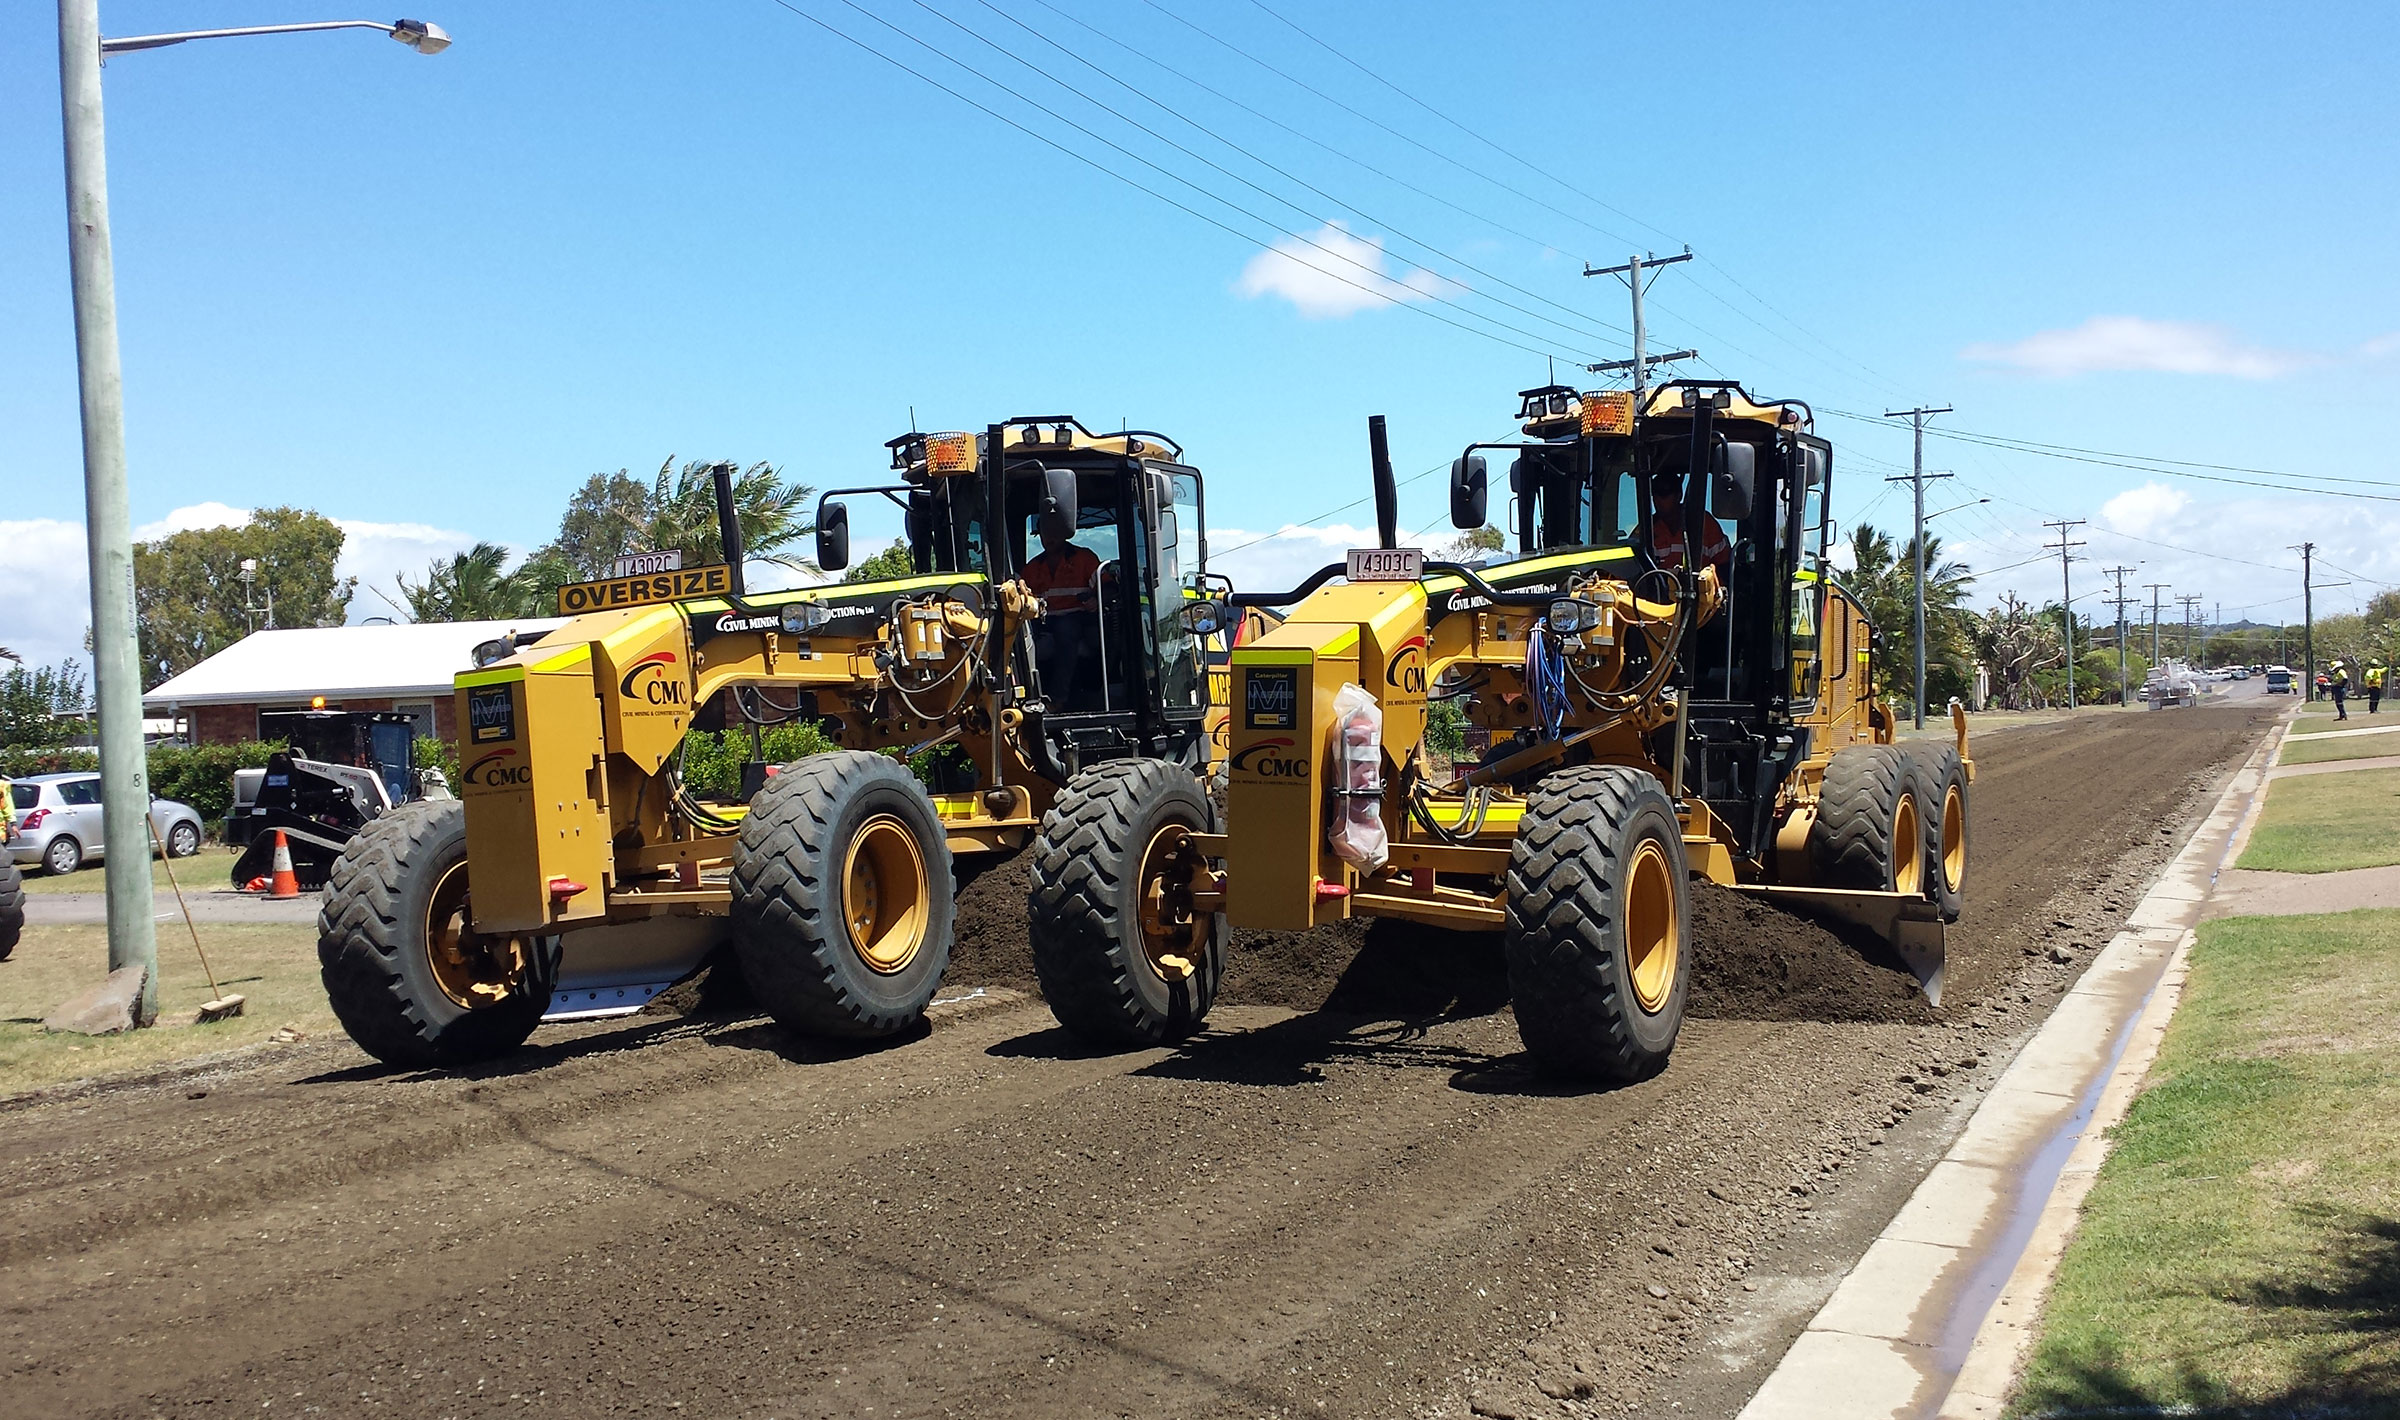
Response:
[1385, 635, 1427, 694]
[618, 650, 688, 706]
[1230, 737, 1311, 780]
[463, 747, 532, 789]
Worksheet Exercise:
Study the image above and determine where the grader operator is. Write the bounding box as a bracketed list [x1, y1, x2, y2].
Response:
[317, 418, 1222, 1066]
[1027, 385, 1969, 1079]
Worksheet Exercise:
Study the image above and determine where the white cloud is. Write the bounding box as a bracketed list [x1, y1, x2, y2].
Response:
[2362, 332, 2400, 359]
[2096, 481, 2191, 538]
[337, 517, 487, 619]
[1234, 222, 1454, 319]
[0, 518, 95, 670]
[1208, 521, 1437, 592]
[134, 502, 248, 539]
[1962, 316, 2309, 380]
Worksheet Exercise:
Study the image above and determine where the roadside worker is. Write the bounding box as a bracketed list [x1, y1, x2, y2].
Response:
[2329, 659, 2351, 721]
[1023, 512, 1101, 710]
[2368, 660, 2386, 714]
[1649, 472, 1732, 572]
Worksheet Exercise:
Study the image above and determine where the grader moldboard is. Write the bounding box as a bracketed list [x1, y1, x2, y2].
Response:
[317, 418, 1227, 1067]
[1028, 383, 1971, 1079]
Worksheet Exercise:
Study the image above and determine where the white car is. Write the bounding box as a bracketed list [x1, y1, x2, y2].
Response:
[6, 772, 206, 876]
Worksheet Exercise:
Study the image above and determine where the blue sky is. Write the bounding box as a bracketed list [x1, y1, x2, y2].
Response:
[4, 0, 2396, 668]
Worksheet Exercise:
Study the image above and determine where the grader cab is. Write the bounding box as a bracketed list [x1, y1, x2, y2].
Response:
[317, 418, 1225, 1067]
[1027, 385, 1970, 1079]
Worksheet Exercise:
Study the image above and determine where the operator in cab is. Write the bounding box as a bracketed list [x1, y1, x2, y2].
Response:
[1024, 513, 1101, 710]
[1648, 471, 1732, 573]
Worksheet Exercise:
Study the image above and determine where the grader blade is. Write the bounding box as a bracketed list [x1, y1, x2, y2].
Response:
[1735, 885, 1947, 1007]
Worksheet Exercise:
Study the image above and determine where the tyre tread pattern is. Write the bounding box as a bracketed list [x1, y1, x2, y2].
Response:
[1505, 764, 1687, 1082]
[729, 751, 954, 1039]
[1027, 759, 1219, 1046]
[0, 861, 22, 961]
[1808, 745, 1915, 891]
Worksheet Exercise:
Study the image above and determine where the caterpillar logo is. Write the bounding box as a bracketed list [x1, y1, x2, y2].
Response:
[1385, 635, 1427, 695]
[618, 650, 687, 705]
[463, 746, 532, 790]
[1230, 736, 1310, 782]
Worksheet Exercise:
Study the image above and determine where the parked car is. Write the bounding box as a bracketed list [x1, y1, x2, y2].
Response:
[5, 773, 205, 876]
[2229, 666, 2250, 680]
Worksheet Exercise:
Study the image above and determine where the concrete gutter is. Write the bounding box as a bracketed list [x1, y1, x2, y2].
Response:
[1737, 715, 2288, 1420]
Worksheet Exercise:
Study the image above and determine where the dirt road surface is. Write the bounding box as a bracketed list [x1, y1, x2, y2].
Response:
[0, 702, 2278, 1419]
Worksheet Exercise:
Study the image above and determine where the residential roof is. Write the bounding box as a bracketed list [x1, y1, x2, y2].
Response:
[143, 619, 564, 709]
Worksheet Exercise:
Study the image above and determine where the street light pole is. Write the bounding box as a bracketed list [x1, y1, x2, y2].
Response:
[54, 3, 448, 1025]
[57, 0, 158, 1021]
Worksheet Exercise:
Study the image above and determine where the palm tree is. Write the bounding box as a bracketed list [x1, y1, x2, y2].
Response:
[636, 458, 817, 574]
[396, 542, 548, 622]
[1842, 523, 1977, 707]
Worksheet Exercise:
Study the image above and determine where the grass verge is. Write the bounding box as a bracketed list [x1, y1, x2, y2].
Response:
[11, 843, 244, 896]
[2237, 767, 2400, 873]
[0, 919, 337, 1096]
[2280, 731, 2400, 766]
[2007, 908, 2400, 1417]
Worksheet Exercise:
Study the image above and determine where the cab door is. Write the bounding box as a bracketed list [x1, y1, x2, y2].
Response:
[1136, 464, 1209, 753]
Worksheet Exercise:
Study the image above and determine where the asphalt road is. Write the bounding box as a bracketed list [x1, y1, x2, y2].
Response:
[0, 701, 2283, 1419]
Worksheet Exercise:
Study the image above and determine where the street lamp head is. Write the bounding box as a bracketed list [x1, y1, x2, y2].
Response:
[389, 18, 450, 54]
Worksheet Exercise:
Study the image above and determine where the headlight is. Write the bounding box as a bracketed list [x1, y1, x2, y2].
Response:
[470, 633, 518, 668]
[1546, 598, 1604, 634]
[781, 602, 832, 635]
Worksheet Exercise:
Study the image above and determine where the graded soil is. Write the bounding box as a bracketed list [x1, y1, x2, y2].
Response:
[0, 699, 2283, 1419]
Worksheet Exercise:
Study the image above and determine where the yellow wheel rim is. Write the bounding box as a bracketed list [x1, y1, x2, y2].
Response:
[422, 860, 525, 1009]
[1135, 824, 1206, 982]
[1625, 839, 1680, 1015]
[1941, 782, 1967, 893]
[843, 814, 929, 974]
[1893, 793, 1923, 897]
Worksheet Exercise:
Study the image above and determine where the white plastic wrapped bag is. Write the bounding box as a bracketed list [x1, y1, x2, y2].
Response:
[1327, 682, 1388, 873]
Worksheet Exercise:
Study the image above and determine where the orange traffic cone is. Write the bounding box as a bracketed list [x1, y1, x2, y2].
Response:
[267, 831, 302, 900]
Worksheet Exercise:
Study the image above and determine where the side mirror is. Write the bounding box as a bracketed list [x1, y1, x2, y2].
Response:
[1449, 454, 1488, 529]
[1711, 441, 1756, 521]
[816, 500, 850, 572]
[1042, 466, 1080, 529]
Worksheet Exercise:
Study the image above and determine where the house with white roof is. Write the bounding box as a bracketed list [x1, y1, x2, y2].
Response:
[143, 619, 562, 746]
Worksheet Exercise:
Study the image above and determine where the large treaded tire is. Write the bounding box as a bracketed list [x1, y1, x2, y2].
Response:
[1504, 765, 1691, 1082]
[317, 801, 557, 1068]
[1807, 744, 1925, 895]
[1028, 759, 1225, 1047]
[1916, 744, 1968, 923]
[730, 750, 954, 1040]
[0, 861, 22, 962]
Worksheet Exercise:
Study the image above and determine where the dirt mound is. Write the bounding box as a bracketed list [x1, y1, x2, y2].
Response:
[948, 850, 1042, 994]
[1685, 881, 1934, 1024]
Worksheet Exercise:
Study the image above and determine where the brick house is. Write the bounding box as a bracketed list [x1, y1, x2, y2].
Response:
[143, 619, 562, 746]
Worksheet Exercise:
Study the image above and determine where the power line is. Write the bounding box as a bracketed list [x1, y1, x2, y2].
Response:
[763, 0, 1594, 362]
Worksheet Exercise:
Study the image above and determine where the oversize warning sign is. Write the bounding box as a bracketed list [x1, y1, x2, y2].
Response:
[556, 564, 732, 614]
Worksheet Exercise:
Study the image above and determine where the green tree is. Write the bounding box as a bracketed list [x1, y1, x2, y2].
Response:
[0, 658, 91, 749]
[530, 458, 818, 583]
[844, 540, 917, 583]
[1436, 525, 1506, 562]
[1842, 523, 1977, 710]
[395, 541, 550, 622]
[132, 507, 352, 685]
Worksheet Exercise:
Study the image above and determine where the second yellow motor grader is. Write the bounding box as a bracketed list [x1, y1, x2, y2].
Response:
[317, 418, 1228, 1066]
[1026, 385, 1970, 1078]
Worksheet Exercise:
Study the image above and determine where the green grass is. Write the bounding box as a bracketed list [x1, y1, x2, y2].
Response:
[2280, 731, 2400, 766]
[0, 919, 337, 1096]
[11, 843, 243, 895]
[2237, 768, 2400, 873]
[2007, 909, 2400, 1418]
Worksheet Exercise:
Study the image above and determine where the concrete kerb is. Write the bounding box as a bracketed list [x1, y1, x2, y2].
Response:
[1736, 711, 2291, 1420]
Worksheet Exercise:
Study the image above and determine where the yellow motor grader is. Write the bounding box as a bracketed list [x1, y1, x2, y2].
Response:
[1027, 384, 1970, 1079]
[317, 418, 1228, 1066]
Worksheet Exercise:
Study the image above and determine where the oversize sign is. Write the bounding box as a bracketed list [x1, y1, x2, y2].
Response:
[1346, 547, 1423, 583]
[557, 564, 732, 614]
[610, 549, 683, 578]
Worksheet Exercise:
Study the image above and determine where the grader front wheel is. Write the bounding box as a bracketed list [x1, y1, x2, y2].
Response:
[730, 751, 955, 1039]
[318, 801, 556, 1068]
[1028, 760, 1225, 1047]
[1505, 765, 1693, 1082]
[1807, 745, 1931, 898]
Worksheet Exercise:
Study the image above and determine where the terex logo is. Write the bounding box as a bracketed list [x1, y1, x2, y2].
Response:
[1385, 635, 1427, 694]
[618, 650, 688, 706]
[463, 747, 532, 790]
[1230, 737, 1310, 781]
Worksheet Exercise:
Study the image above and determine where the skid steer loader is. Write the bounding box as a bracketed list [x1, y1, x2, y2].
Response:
[316, 418, 1226, 1067]
[1026, 383, 1971, 1078]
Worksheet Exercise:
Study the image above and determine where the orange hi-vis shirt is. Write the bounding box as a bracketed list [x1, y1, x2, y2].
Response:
[1024, 544, 1101, 611]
